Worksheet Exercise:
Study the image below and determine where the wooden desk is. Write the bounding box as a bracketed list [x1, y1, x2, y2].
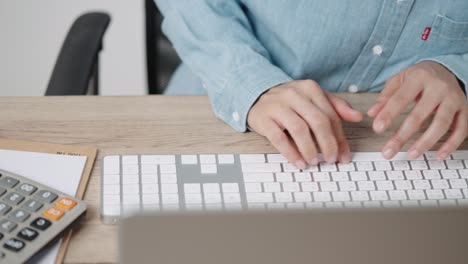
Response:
[0, 94, 461, 263]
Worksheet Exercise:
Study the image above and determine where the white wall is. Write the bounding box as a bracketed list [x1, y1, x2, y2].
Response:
[0, 0, 146, 96]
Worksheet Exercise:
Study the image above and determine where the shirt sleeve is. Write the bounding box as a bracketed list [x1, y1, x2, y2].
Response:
[155, 0, 292, 132]
[419, 53, 468, 101]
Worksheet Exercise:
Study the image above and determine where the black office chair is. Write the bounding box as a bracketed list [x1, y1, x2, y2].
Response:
[45, 12, 111, 96]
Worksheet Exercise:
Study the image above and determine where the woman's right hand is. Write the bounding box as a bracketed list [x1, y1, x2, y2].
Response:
[247, 80, 363, 169]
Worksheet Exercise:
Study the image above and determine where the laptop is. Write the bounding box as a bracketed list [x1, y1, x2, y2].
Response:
[119, 207, 468, 264]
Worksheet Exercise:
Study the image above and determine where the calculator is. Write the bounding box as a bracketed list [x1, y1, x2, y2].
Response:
[0, 169, 87, 263]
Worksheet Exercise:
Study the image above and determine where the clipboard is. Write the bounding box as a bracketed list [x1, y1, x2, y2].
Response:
[0, 138, 97, 264]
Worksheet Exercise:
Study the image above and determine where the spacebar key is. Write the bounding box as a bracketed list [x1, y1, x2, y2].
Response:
[241, 163, 281, 173]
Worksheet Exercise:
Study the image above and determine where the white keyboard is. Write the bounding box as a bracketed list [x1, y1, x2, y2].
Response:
[101, 151, 468, 224]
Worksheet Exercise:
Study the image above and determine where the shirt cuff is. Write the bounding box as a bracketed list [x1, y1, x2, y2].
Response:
[209, 61, 292, 132]
[418, 55, 468, 99]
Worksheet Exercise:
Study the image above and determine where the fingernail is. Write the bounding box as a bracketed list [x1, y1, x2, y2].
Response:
[374, 120, 386, 133]
[295, 160, 307, 170]
[339, 152, 351, 163]
[408, 149, 420, 159]
[309, 158, 319, 166]
[438, 152, 449, 160]
[382, 147, 395, 159]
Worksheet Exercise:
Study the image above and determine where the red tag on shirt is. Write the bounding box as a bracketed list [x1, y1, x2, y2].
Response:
[421, 27, 432, 41]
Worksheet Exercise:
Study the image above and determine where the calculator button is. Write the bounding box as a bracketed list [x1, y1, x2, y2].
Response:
[16, 183, 37, 195]
[3, 192, 25, 205]
[0, 177, 19, 188]
[0, 203, 11, 215]
[8, 209, 30, 222]
[31, 218, 51, 231]
[21, 199, 43, 212]
[35, 190, 58, 203]
[3, 238, 25, 252]
[0, 188, 6, 197]
[17, 228, 38, 241]
[55, 197, 77, 211]
[0, 220, 17, 233]
[43, 207, 64, 221]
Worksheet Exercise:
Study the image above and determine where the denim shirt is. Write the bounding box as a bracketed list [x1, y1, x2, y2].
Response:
[156, 0, 468, 132]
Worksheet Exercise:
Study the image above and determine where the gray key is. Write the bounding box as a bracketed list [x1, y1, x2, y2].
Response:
[0, 219, 17, 233]
[8, 209, 30, 222]
[0, 203, 12, 215]
[0, 177, 19, 188]
[16, 183, 37, 195]
[21, 199, 43, 212]
[35, 190, 58, 203]
[0, 187, 6, 197]
[3, 192, 25, 205]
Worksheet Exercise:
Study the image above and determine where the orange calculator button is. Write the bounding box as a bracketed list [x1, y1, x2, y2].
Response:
[43, 207, 64, 221]
[55, 197, 77, 211]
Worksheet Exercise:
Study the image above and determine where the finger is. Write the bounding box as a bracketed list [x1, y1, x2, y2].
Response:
[437, 111, 468, 160]
[326, 93, 364, 122]
[261, 118, 306, 169]
[368, 74, 402, 117]
[290, 89, 338, 163]
[373, 77, 423, 134]
[274, 108, 319, 167]
[407, 100, 458, 159]
[381, 93, 439, 159]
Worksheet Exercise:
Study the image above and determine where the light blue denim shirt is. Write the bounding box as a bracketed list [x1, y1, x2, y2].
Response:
[156, 0, 468, 132]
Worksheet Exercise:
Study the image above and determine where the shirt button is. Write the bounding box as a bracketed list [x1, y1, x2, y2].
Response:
[372, 45, 383, 56]
[232, 112, 240, 122]
[348, 84, 359, 93]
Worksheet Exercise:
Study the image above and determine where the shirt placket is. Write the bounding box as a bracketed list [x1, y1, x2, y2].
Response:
[338, 0, 416, 93]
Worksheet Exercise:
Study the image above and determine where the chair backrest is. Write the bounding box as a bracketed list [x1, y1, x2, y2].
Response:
[145, 0, 181, 94]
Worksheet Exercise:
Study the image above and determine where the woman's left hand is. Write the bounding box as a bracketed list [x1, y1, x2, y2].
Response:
[368, 61, 468, 160]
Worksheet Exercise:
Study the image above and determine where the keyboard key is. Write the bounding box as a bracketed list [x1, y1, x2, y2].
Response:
[431, 179, 449, 189]
[313, 192, 332, 202]
[410, 161, 428, 170]
[424, 151, 438, 160]
[428, 160, 446, 170]
[413, 180, 431, 190]
[243, 173, 274, 182]
[459, 169, 468, 178]
[160, 173, 177, 183]
[320, 182, 338, 192]
[404, 170, 423, 180]
[293, 172, 311, 182]
[17, 228, 39, 241]
[218, 154, 235, 164]
[122, 184, 139, 194]
[449, 179, 467, 189]
[103, 174, 120, 185]
[221, 183, 239, 193]
[141, 155, 175, 164]
[337, 162, 355, 172]
[103, 156, 120, 174]
[303, 165, 319, 172]
[286, 203, 304, 209]
[282, 163, 300, 172]
[122, 164, 139, 174]
[240, 154, 265, 163]
[103, 185, 120, 195]
[267, 154, 288, 163]
[223, 193, 241, 203]
[463, 189, 468, 198]
[103, 194, 120, 205]
[55, 197, 77, 211]
[244, 183, 262, 193]
[122, 155, 138, 164]
[320, 163, 337, 172]
[16, 183, 37, 195]
[276, 172, 293, 182]
[339, 181, 357, 191]
[199, 155, 216, 164]
[444, 189, 463, 199]
[426, 189, 445, 200]
[203, 183, 220, 193]
[370, 191, 388, 201]
[312, 172, 330, 182]
[161, 184, 178, 194]
[422, 170, 441, 180]
[368, 171, 386, 181]
[0, 220, 17, 233]
[3, 192, 24, 205]
[392, 160, 409, 170]
[331, 172, 348, 181]
[161, 194, 179, 205]
[21, 199, 43, 212]
[282, 182, 300, 192]
[358, 181, 375, 191]
[35, 190, 58, 203]
[451, 150, 468, 159]
[30, 217, 52, 230]
[200, 164, 217, 174]
[246, 193, 273, 203]
[3, 238, 25, 252]
[446, 160, 464, 169]
[8, 209, 30, 222]
[388, 190, 407, 200]
[181, 155, 197, 165]
[349, 171, 367, 181]
[293, 192, 312, 202]
[374, 161, 391, 171]
[408, 190, 426, 200]
[376, 181, 394, 190]
[0, 203, 11, 215]
[332, 192, 351, 202]
[141, 174, 158, 184]
[142, 194, 159, 205]
[242, 163, 281, 173]
[355, 161, 373, 171]
[185, 193, 203, 204]
[184, 183, 201, 194]
[205, 193, 222, 203]
[122, 174, 139, 184]
[160, 164, 177, 174]
[141, 165, 157, 174]
[263, 182, 281, 193]
[441, 170, 459, 179]
[301, 182, 319, 192]
[43, 207, 64, 221]
[0, 177, 19, 188]
[386, 171, 404, 180]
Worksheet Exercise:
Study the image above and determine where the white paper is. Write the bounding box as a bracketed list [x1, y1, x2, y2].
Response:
[0, 149, 87, 264]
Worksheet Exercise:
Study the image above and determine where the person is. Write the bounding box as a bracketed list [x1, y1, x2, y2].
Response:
[156, 0, 468, 169]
